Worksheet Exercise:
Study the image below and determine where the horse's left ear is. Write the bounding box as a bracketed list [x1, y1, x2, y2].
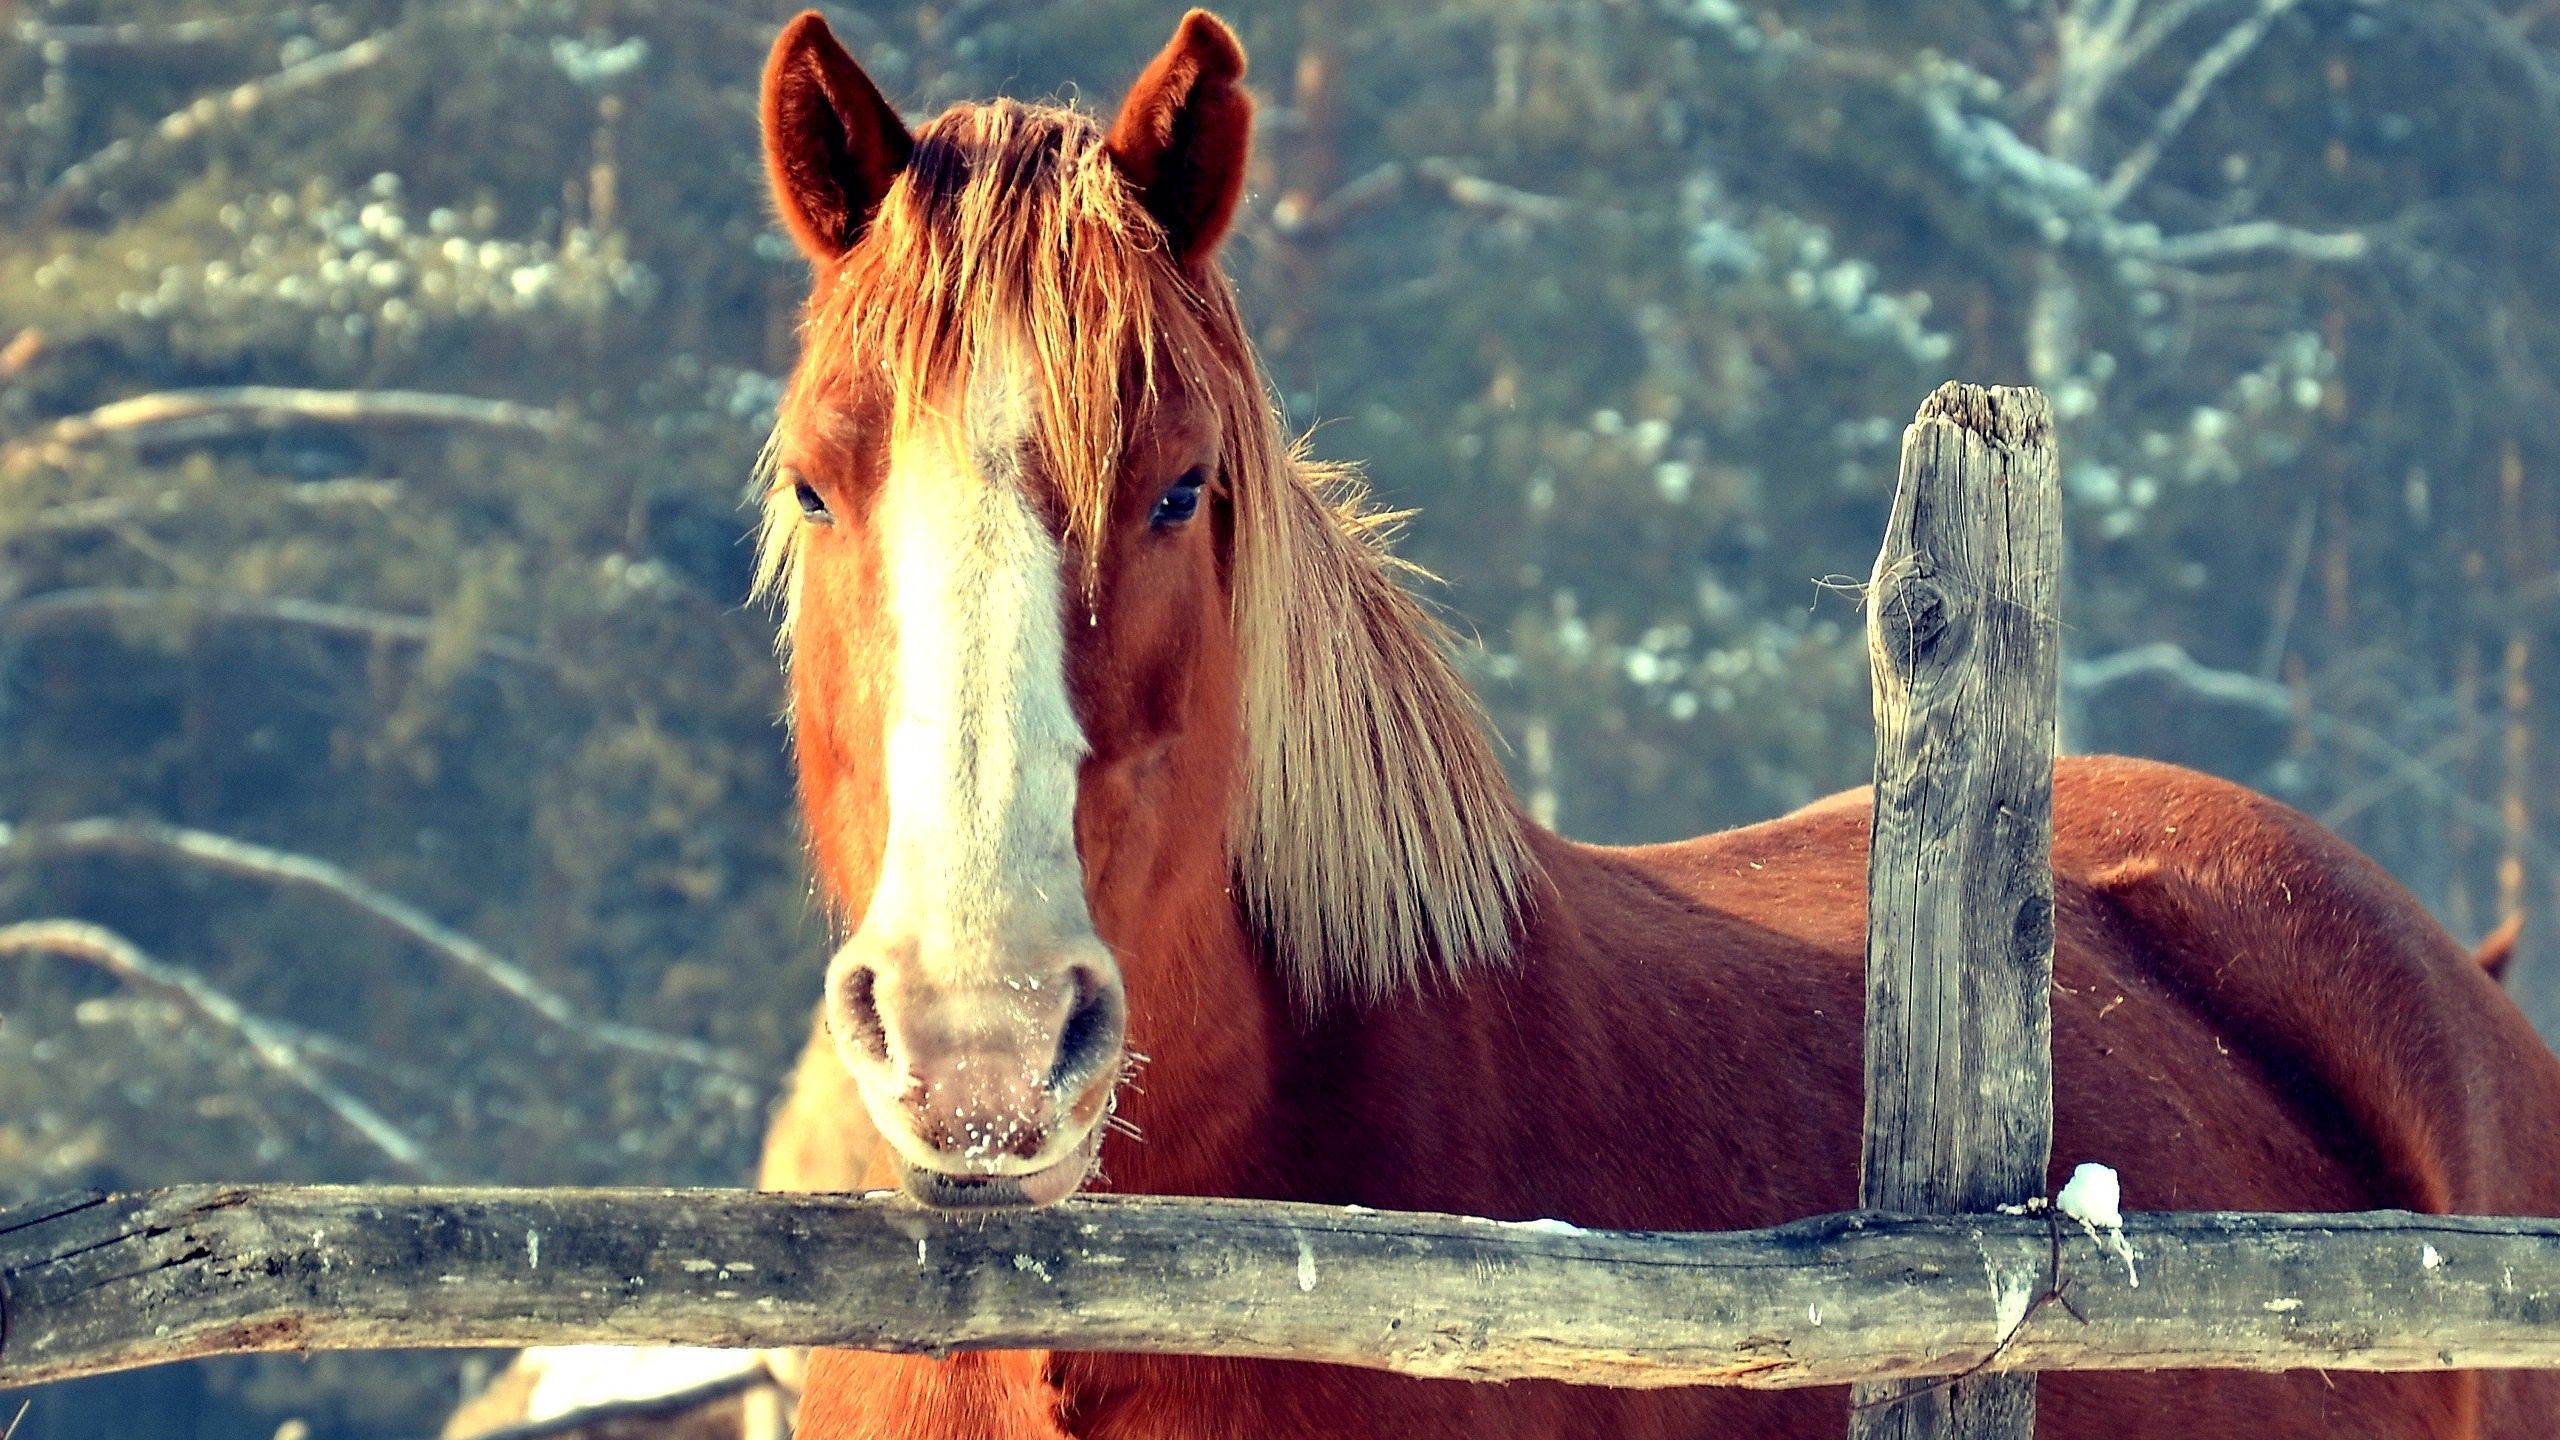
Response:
[1106, 10, 1252, 266]
[760, 11, 912, 264]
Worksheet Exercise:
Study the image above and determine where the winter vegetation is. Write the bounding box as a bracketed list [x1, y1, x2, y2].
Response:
[3, 0, 2558, 1434]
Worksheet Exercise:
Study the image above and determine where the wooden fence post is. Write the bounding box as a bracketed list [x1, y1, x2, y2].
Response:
[1851, 383, 2062, 1440]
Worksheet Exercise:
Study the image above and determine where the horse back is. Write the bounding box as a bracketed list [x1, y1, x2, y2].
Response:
[2038, 755, 2560, 1218]
[1557, 754, 2560, 1439]
[1644, 754, 2560, 1217]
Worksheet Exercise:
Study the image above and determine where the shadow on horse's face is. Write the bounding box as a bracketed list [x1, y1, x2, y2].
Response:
[756, 10, 1257, 1207]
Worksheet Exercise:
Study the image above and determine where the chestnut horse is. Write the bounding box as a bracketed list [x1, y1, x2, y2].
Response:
[749, 10, 2560, 1437]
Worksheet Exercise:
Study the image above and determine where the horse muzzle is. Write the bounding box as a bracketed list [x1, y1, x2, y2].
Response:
[891, 1121, 1109, 1208]
[825, 938, 1126, 1209]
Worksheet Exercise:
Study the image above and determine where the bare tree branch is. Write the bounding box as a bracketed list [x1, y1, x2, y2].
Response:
[2087, 0, 2148, 56]
[1418, 159, 1573, 223]
[1909, 78, 2370, 267]
[8, 12, 321, 51]
[17, 479, 402, 535]
[2101, 0, 2307, 206]
[0, 588, 553, 671]
[4, 387, 567, 472]
[0, 819, 760, 1086]
[0, 327, 42, 379]
[43, 31, 395, 209]
[2144, 217, 2370, 263]
[2255, 496, 2319, 679]
[604, 0, 806, 47]
[1273, 158, 1572, 238]
[2048, 0, 2149, 124]
[0, 919, 440, 1176]
[2067, 642, 2560, 874]
[1633, 0, 2364, 283]
[2418, 0, 2560, 126]
[2069, 639, 2295, 712]
[2320, 730, 2472, 830]
[2113, 0, 2243, 90]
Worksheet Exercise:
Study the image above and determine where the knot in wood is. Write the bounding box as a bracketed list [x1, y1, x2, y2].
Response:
[1872, 564, 1952, 672]
[2013, 895, 2055, 958]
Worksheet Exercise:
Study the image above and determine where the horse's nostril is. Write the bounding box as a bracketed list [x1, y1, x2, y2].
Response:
[835, 964, 892, 1065]
[1048, 963, 1124, 1091]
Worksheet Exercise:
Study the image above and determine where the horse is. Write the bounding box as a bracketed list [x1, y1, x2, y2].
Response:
[747, 10, 2560, 1437]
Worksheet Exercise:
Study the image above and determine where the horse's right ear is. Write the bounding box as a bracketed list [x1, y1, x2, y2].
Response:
[1106, 10, 1252, 266]
[760, 12, 912, 264]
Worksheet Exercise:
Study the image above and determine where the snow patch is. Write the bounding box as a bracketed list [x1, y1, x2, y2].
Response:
[2056, 1162, 2139, 1287]
[1504, 1217, 1585, 1236]
[1983, 1248, 2035, 1336]
[2055, 1163, 2121, 1230]
[520, 1345, 763, 1423]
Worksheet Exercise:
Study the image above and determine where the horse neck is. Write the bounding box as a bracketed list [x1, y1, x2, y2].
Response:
[1098, 876, 1294, 1199]
[1098, 836, 1589, 1210]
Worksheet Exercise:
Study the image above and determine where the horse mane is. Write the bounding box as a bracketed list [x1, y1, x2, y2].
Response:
[755, 98, 1538, 1006]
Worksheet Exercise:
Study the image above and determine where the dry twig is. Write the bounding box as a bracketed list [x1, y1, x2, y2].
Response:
[0, 919, 438, 1175]
[4, 388, 566, 473]
[0, 588, 552, 671]
[0, 819, 758, 1086]
[44, 33, 396, 209]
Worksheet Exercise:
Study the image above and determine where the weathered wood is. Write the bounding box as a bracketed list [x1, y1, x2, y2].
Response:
[11, 1187, 2560, 1392]
[1854, 382, 2061, 1439]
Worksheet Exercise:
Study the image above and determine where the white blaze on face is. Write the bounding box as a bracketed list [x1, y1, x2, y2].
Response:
[860, 348, 1094, 975]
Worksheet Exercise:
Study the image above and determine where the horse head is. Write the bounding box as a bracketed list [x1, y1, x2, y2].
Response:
[756, 11, 1261, 1207]
[756, 7, 1531, 1211]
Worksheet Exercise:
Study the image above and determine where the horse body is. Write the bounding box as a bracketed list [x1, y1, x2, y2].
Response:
[792, 757, 2560, 1440]
[746, 11, 2560, 1437]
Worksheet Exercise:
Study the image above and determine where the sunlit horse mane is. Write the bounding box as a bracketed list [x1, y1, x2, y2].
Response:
[753, 96, 1538, 1004]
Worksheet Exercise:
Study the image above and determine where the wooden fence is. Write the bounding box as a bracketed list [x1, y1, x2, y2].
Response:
[6, 383, 2556, 1432]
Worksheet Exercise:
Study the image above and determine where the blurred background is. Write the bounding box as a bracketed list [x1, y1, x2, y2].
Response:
[2, 0, 2556, 1433]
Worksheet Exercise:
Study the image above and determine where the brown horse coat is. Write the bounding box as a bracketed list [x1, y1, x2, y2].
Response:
[745, 12, 2560, 1437]
[786, 758, 2560, 1440]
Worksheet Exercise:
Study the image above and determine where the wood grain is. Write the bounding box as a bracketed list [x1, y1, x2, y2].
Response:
[9, 1187, 2560, 1393]
[1854, 382, 2061, 1440]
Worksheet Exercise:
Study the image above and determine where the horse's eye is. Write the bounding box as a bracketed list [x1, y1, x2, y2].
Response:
[1151, 467, 1209, 529]
[791, 473, 833, 526]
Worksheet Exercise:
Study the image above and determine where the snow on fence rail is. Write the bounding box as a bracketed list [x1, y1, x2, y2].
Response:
[10, 384, 2559, 1412]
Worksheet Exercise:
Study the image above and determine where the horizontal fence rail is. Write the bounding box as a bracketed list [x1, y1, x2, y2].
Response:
[7, 1186, 2560, 1392]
